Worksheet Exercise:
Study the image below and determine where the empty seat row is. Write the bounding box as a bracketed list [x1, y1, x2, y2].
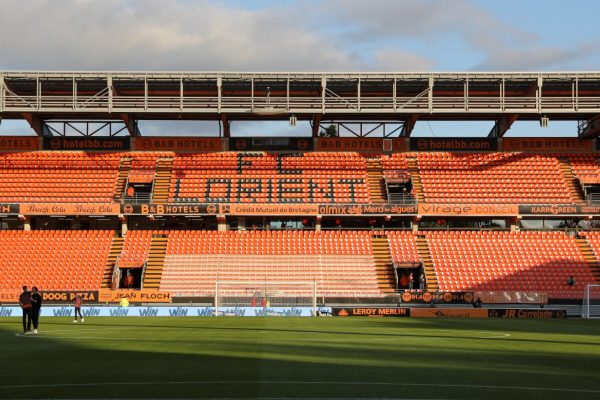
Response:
[0, 230, 114, 291]
[426, 231, 596, 299]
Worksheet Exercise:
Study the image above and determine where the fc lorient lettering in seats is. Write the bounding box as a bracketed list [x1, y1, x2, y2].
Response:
[174, 178, 364, 203]
[172, 153, 367, 203]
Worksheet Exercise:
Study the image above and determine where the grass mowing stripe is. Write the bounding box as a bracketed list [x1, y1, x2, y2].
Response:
[0, 317, 598, 399]
[17, 335, 513, 341]
[2, 380, 599, 394]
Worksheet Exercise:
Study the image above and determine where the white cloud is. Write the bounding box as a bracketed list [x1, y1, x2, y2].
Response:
[1, 0, 596, 138]
[474, 42, 600, 71]
[0, 0, 597, 73]
[0, 0, 355, 71]
[371, 50, 433, 71]
[324, 0, 534, 51]
[323, 0, 599, 71]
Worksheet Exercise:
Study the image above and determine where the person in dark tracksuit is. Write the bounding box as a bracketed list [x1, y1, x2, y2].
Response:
[73, 293, 84, 323]
[18, 286, 32, 334]
[30, 287, 42, 334]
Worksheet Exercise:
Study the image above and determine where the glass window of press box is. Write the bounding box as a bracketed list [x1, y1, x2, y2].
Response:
[0, 217, 23, 230]
[419, 218, 507, 229]
[520, 219, 591, 230]
[32, 216, 119, 230]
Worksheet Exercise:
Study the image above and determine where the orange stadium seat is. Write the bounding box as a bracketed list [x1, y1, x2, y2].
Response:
[0, 152, 121, 202]
[385, 231, 421, 265]
[426, 230, 595, 299]
[568, 154, 600, 182]
[119, 230, 154, 267]
[169, 152, 371, 204]
[383, 152, 575, 204]
[157, 230, 380, 297]
[580, 232, 600, 269]
[0, 230, 114, 291]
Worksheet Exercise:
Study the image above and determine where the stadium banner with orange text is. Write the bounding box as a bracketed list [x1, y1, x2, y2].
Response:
[487, 309, 566, 319]
[42, 137, 130, 151]
[121, 203, 218, 216]
[133, 137, 222, 152]
[0, 290, 22, 303]
[98, 289, 173, 303]
[318, 204, 417, 215]
[0, 290, 98, 303]
[10, 202, 600, 217]
[0, 306, 329, 317]
[316, 138, 408, 153]
[20, 203, 120, 215]
[410, 308, 489, 318]
[418, 203, 518, 217]
[399, 291, 474, 304]
[0, 204, 19, 214]
[519, 204, 600, 216]
[475, 291, 548, 304]
[502, 138, 595, 153]
[221, 204, 320, 215]
[332, 307, 410, 317]
[120, 203, 418, 216]
[410, 137, 498, 152]
[0, 136, 39, 151]
[42, 291, 99, 302]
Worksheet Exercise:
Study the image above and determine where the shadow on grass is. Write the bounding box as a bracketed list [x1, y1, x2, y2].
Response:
[2, 317, 597, 347]
[0, 319, 598, 399]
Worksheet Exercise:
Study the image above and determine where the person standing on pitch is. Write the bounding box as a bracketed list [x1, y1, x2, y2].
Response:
[73, 293, 84, 323]
[119, 296, 129, 307]
[18, 286, 32, 334]
[30, 287, 42, 334]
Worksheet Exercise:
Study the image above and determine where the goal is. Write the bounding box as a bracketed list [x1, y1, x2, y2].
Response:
[215, 280, 317, 315]
[582, 284, 600, 319]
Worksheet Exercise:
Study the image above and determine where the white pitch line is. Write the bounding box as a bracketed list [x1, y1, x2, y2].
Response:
[32, 327, 124, 334]
[13, 326, 512, 341]
[17, 334, 511, 341]
[9, 325, 514, 340]
[0, 396, 448, 400]
[1, 380, 599, 394]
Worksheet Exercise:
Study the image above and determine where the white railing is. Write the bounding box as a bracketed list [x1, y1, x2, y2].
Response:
[4, 93, 599, 114]
[588, 194, 600, 204]
[122, 193, 152, 204]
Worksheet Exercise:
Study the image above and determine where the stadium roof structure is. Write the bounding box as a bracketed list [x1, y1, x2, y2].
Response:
[2, 71, 600, 138]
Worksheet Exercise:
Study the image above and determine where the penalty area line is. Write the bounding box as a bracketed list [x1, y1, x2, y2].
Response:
[1, 380, 598, 394]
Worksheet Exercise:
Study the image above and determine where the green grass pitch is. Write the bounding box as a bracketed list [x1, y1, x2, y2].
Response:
[0, 317, 599, 399]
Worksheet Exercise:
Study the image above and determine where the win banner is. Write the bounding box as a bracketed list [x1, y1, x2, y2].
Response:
[0, 306, 328, 317]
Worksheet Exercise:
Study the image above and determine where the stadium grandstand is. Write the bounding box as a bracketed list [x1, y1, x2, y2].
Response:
[0, 71, 600, 311]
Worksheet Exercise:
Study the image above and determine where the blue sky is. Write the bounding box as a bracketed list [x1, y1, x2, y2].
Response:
[0, 0, 598, 137]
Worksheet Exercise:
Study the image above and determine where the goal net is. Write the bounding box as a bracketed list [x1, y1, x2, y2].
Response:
[215, 280, 317, 315]
[582, 284, 600, 319]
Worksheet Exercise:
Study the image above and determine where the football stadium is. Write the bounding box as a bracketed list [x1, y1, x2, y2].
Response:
[1, 2, 600, 399]
[0, 70, 599, 399]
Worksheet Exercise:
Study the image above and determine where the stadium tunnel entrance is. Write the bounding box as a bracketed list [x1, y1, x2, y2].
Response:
[119, 267, 142, 289]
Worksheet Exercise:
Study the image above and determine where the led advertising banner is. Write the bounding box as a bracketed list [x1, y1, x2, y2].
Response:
[0, 306, 327, 317]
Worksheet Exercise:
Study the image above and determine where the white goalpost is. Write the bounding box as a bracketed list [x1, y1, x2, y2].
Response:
[215, 280, 317, 316]
[582, 284, 600, 319]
